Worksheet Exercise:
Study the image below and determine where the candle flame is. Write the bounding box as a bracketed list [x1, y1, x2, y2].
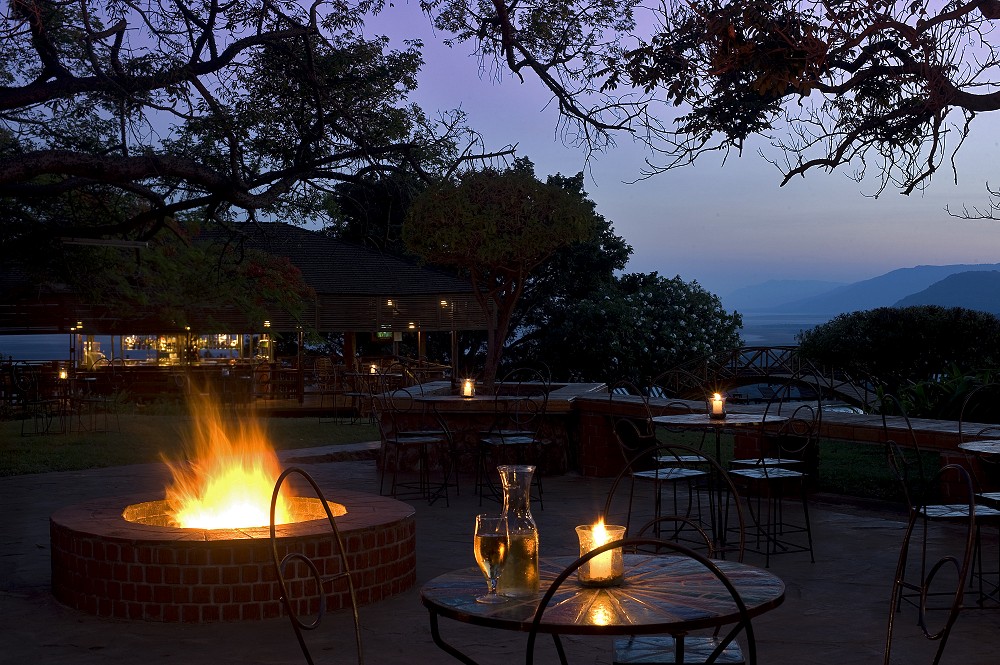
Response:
[713, 392, 722, 400]
[593, 518, 609, 547]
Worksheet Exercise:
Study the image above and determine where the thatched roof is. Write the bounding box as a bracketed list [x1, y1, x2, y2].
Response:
[0, 223, 488, 334]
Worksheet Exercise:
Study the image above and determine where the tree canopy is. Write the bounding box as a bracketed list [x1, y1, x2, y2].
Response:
[430, 0, 1000, 198]
[797, 305, 1000, 393]
[404, 159, 598, 385]
[0, 0, 511, 261]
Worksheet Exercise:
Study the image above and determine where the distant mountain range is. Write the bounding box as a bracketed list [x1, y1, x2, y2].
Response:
[724, 263, 1000, 315]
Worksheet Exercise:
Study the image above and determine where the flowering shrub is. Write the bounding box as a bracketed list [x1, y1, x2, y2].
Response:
[521, 272, 742, 382]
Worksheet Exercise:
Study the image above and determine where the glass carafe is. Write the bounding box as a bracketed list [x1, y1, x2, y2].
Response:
[497, 464, 539, 597]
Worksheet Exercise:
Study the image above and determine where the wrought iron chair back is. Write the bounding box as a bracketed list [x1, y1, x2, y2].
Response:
[269, 467, 363, 665]
[525, 537, 756, 665]
[881, 394, 931, 510]
[958, 382, 1000, 441]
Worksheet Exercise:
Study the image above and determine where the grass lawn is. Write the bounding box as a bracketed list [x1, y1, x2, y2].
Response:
[3, 407, 917, 504]
[655, 431, 907, 502]
[1, 411, 379, 477]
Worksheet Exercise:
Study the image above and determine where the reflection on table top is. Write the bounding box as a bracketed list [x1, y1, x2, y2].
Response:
[652, 413, 788, 428]
[421, 554, 785, 636]
[958, 439, 1000, 455]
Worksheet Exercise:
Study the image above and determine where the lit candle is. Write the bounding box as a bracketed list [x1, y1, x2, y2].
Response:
[58, 369, 68, 380]
[462, 379, 475, 398]
[710, 392, 726, 419]
[369, 363, 377, 374]
[576, 519, 625, 586]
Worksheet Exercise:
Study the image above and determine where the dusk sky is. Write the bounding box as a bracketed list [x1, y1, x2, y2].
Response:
[368, 5, 1000, 299]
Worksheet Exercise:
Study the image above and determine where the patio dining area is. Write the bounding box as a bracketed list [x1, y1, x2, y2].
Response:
[3, 439, 1000, 665]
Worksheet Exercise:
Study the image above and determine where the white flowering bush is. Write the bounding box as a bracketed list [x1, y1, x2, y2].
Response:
[522, 272, 742, 382]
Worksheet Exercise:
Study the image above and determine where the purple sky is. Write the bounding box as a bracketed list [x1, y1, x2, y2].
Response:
[366, 5, 1000, 298]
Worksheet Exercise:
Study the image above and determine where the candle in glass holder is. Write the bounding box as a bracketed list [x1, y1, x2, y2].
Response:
[462, 379, 475, 398]
[575, 519, 625, 587]
[709, 392, 726, 419]
[369, 363, 378, 375]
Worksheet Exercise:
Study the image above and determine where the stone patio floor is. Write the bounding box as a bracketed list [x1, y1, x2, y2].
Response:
[3, 442, 1000, 664]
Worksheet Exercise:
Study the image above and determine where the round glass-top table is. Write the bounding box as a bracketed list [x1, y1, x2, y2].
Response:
[958, 439, 1000, 456]
[421, 554, 785, 664]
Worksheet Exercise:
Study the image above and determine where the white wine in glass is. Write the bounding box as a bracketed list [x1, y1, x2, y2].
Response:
[474, 514, 509, 604]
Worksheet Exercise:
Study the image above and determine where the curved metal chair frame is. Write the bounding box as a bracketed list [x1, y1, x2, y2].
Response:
[269, 467, 363, 665]
[882, 393, 1000, 611]
[884, 463, 977, 665]
[314, 357, 345, 423]
[958, 382, 1000, 441]
[729, 378, 823, 470]
[525, 537, 757, 665]
[958, 382, 1000, 503]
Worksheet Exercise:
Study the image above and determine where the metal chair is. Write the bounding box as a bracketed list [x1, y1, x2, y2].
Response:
[603, 442, 746, 563]
[727, 379, 820, 566]
[343, 360, 378, 424]
[646, 372, 712, 463]
[373, 387, 454, 505]
[477, 367, 551, 508]
[882, 393, 1000, 610]
[269, 467, 363, 665]
[314, 357, 345, 422]
[526, 538, 757, 665]
[14, 363, 62, 436]
[884, 463, 977, 665]
[956, 383, 1000, 603]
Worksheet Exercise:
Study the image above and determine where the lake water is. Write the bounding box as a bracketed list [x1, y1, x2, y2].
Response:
[0, 334, 72, 361]
[0, 314, 836, 361]
[739, 313, 834, 346]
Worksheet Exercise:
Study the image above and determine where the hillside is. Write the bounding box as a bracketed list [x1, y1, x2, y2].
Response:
[723, 279, 845, 312]
[894, 271, 1000, 314]
[761, 263, 1000, 315]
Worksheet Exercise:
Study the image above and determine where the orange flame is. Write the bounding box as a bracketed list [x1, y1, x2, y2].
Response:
[163, 392, 293, 529]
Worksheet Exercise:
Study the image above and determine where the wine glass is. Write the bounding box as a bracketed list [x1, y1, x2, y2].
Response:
[473, 513, 509, 604]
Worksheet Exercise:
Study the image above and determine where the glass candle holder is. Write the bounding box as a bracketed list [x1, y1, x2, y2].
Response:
[462, 379, 476, 398]
[575, 522, 626, 587]
[708, 392, 726, 420]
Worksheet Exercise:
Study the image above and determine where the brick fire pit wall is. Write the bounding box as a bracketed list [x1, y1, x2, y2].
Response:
[50, 488, 416, 622]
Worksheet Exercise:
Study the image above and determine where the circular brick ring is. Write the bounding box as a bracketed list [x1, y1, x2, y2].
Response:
[50, 488, 416, 622]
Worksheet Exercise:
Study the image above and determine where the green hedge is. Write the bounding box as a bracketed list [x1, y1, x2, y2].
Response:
[798, 306, 1000, 394]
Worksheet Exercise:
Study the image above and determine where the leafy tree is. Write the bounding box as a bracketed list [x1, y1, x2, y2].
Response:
[323, 173, 429, 254]
[431, 1, 1000, 198]
[0, 0, 511, 301]
[523, 272, 742, 382]
[797, 306, 1000, 394]
[506, 171, 633, 356]
[404, 160, 598, 386]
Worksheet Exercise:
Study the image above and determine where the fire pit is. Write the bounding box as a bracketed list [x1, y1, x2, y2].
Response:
[50, 488, 415, 622]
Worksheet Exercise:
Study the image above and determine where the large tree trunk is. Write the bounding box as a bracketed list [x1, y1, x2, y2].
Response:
[475, 273, 523, 391]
